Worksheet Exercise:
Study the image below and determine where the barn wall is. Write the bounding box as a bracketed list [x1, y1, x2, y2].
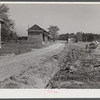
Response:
[68, 38, 74, 43]
[28, 31, 41, 35]
[28, 32, 43, 44]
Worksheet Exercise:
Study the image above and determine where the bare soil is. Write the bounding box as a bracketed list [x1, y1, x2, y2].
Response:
[47, 43, 100, 89]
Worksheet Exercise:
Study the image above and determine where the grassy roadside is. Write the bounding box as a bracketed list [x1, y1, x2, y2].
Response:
[0, 42, 50, 56]
[0, 42, 65, 88]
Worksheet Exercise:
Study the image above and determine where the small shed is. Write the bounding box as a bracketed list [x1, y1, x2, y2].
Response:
[68, 34, 76, 43]
[27, 24, 52, 44]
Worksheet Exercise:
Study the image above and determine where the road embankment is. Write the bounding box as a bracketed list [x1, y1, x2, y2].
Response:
[0, 42, 66, 88]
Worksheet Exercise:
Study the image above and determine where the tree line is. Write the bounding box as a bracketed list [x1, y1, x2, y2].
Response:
[59, 32, 100, 42]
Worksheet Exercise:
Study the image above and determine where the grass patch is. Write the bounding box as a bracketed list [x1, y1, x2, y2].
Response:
[0, 42, 44, 56]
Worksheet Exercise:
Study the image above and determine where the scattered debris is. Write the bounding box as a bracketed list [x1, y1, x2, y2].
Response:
[47, 44, 100, 88]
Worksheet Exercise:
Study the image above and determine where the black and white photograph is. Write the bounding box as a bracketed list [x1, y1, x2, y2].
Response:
[0, 2, 100, 90]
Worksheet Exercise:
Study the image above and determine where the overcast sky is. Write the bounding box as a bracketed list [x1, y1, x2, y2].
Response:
[7, 4, 100, 36]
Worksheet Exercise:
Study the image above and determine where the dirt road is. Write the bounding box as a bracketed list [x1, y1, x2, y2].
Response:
[0, 42, 65, 82]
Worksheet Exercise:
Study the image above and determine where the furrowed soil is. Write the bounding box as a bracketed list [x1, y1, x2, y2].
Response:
[47, 43, 100, 89]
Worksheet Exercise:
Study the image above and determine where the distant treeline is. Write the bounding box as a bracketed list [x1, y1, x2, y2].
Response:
[3, 31, 28, 43]
[59, 32, 100, 42]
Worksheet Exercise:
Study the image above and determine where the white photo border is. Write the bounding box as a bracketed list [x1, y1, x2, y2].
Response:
[0, 2, 100, 98]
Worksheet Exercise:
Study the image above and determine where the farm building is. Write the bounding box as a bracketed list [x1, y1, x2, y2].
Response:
[68, 33, 76, 43]
[0, 19, 4, 48]
[27, 24, 52, 44]
[76, 32, 83, 41]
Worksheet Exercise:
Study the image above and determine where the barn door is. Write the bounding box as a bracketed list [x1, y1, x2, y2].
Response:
[43, 33, 45, 42]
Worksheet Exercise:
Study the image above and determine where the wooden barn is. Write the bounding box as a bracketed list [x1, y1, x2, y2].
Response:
[27, 24, 52, 44]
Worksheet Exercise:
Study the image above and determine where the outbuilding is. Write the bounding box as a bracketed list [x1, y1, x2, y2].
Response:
[27, 24, 52, 44]
[68, 33, 76, 43]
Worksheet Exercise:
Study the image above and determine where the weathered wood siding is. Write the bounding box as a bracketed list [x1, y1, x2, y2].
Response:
[28, 32, 43, 43]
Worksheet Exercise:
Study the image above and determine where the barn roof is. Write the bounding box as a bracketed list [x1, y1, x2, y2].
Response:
[27, 24, 46, 32]
[27, 24, 53, 38]
[68, 34, 76, 38]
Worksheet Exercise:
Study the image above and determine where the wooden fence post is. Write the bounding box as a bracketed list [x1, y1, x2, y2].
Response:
[0, 21, 1, 48]
[0, 19, 4, 48]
